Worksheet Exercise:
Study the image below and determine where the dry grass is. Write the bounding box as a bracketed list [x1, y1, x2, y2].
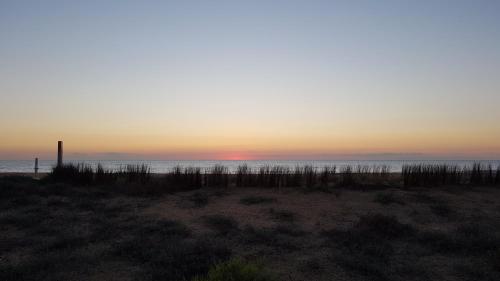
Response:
[45, 163, 401, 193]
[402, 163, 499, 187]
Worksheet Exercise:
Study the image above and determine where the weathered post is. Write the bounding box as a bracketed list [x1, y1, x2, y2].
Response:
[34, 158, 39, 178]
[57, 141, 63, 167]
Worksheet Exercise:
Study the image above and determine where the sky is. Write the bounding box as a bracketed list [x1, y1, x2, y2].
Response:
[1, 0, 500, 160]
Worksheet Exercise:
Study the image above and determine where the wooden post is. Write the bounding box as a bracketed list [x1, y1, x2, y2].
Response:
[57, 141, 63, 167]
[34, 158, 39, 177]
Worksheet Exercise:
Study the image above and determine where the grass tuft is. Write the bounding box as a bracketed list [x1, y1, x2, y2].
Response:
[402, 163, 499, 187]
[205, 165, 229, 187]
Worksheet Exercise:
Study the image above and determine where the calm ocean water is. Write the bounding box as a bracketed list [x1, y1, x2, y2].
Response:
[1, 160, 499, 173]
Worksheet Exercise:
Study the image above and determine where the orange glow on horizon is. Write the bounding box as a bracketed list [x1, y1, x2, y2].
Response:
[216, 152, 255, 161]
[1, 126, 500, 160]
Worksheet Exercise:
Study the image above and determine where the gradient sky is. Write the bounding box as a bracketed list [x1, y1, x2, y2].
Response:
[1, 0, 500, 160]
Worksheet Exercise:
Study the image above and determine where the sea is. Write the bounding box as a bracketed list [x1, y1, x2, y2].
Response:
[1, 160, 499, 174]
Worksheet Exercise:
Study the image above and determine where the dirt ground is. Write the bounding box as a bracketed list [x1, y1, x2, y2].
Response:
[140, 186, 500, 281]
[1, 176, 500, 281]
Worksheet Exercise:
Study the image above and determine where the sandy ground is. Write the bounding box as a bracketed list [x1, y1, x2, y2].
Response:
[143, 186, 500, 233]
[2, 176, 500, 281]
[137, 186, 500, 281]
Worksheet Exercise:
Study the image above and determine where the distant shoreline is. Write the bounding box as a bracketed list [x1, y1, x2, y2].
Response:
[1, 159, 499, 174]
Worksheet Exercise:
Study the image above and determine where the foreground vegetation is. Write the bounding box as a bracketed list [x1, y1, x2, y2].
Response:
[47, 163, 500, 194]
[0, 176, 276, 281]
[1, 165, 500, 280]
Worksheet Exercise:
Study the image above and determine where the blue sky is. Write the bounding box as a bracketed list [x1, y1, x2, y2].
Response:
[1, 0, 499, 160]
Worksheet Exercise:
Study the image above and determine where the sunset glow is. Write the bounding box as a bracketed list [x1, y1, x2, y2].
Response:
[1, 1, 499, 160]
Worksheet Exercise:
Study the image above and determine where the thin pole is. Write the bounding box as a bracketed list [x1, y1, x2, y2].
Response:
[34, 158, 39, 178]
[57, 141, 63, 167]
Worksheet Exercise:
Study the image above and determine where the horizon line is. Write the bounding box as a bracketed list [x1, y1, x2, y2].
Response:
[3, 158, 500, 162]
